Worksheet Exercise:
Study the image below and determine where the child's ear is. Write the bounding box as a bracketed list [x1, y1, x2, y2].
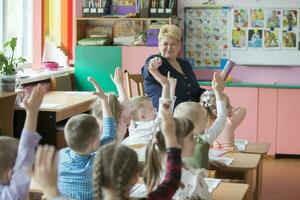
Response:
[92, 137, 99, 149]
[129, 172, 139, 187]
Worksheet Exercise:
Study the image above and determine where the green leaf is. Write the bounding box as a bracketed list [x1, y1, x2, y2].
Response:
[10, 38, 17, 52]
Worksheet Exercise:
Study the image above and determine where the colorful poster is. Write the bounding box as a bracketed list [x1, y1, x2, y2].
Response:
[185, 7, 230, 68]
[250, 8, 264, 27]
[264, 30, 280, 49]
[283, 10, 298, 29]
[232, 29, 247, 49]
[248, 29, 263, 48]
[282, 30, 297, 49]
[234, 8, 249, 28]
[266, 9, 282, 29]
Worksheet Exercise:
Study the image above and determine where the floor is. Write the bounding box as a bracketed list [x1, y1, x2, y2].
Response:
[261, 157, 300, 200]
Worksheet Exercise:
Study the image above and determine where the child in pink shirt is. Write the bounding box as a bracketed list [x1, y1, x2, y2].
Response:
[202, 93, 247, 150]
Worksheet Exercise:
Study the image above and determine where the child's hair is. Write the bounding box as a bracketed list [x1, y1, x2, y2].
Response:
[143, 117, 194, 191]
[64, 114, 100, 152]
[174, 102, 206, 125]
[129, 96, 151, 121]
[93, 143, 138, 200]
[0, 137, 18, 180]
[200, 91, 228, 120]
[91, 93, 121, 121]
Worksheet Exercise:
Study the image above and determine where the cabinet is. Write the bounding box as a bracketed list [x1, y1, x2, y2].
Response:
[276, 89, 300, 154]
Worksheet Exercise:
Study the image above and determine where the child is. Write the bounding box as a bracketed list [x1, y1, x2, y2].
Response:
[58, 77, 116, 199]
[212, 94, 247, 150]
[93, 100, 183, 200]
[31, 102, 182, 200]
[122, 57, 177, 145]
[174, 72, 227, 169]
[91, 67, 131, 143]
[0, 85, 45, 199]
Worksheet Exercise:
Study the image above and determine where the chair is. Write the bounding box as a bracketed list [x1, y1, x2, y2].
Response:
[50, 73, 73, 91]
[125, 71, 145, 98]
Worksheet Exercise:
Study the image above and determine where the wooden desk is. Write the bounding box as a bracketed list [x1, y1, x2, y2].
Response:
[212, 182, 249, 200]
[14, 91, 96, 145]
[0, 91, 17, 137]
[241, 143, 270, 200]
[212, 152, 261, 200]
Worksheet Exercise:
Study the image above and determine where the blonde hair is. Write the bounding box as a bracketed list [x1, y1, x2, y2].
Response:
[93, 143, 138, 200]
[158, 24, 182, 42]
[64, 114, 100, 152]
[174, 102, 207, 125]
[143, 117, 194, 191]
[91, 93, 121, 122]
[200, 91, 228, 120]
[129, 96, 151, 121]
[0, 137, 18, 180]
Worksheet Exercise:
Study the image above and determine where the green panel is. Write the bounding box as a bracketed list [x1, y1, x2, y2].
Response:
[199, 81, 300, 89]
[75, 46, 122, 93]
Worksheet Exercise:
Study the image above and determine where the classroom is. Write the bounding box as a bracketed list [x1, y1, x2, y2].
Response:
[0, 0, 300, 199]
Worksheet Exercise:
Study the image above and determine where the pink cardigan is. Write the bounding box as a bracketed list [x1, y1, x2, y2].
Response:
[213, 107, 247, 150]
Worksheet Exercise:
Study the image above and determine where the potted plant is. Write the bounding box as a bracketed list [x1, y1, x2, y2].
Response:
[0, 38, 26, 91]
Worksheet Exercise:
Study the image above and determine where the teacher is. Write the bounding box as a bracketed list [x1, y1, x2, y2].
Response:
[142, 24, 206, 109]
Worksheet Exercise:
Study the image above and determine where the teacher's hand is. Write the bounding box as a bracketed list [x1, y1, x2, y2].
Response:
[149, 57, 162, 70]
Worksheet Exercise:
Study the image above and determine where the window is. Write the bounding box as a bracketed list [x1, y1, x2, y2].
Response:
[0, 0, 33, 63]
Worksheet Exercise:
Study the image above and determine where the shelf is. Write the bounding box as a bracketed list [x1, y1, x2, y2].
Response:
[76, 17, 174, 21]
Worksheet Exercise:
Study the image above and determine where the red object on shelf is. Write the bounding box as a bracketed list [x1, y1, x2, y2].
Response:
[42, 61, 59, 70]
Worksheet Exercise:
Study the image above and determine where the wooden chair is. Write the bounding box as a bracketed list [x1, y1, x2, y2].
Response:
[125, 71, 145, 98]
[50, 73, 73, 91]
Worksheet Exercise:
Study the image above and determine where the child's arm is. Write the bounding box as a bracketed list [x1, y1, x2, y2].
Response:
[230, 107, 247, 129]
[110, 67, 127, 102]
[143, 101, 181, 200]
[1, 85, 44, 199]
[168, 75, 177, 114]
[88, 77, 116, 145]
[202, 72, 227, 145]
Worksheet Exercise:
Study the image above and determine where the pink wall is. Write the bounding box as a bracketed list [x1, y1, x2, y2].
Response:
[32, 0, 42, 69]
[195, 65, 300, 85]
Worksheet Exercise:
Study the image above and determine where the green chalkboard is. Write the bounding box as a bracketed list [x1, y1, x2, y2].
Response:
[75, 46, 122, 94]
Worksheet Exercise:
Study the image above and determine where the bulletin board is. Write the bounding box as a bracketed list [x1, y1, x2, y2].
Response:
[184, 1, 300, 67]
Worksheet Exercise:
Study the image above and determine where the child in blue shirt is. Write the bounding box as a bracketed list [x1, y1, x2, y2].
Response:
[58, 77, 116, 199]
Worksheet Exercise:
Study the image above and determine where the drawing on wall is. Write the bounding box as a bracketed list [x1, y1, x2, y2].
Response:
[264, 30, 280, 49]
[283, 10, 298, 29]
[250, 8, 264, 27]
[248, 29, 263, 48]
[266, 9, 282, 28]
[185, 7, 230, 68]
[232, 29, 247, 49]
[234, 8, 249, 28]
[282, 30, 297, 49]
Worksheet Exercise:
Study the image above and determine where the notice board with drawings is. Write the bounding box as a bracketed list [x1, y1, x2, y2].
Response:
[184, 3, 300, 68]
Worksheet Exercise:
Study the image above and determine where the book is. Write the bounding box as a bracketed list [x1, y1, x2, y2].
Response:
[235, 138, 248, 151]
[220, 59, 235, 81]
[204, 178, 222, 193]
[209, 156, 234, 166]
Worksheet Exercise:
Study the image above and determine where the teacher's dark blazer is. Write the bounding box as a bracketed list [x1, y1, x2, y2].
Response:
[142, 54, 206, 109]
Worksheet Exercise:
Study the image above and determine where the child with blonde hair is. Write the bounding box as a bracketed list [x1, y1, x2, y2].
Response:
[91, 67, 131, 143]
[202, 93, 247, 150]
[174, 72, 227, 170]
[0, 85, 45, 199]
[122, 59, 177, 145]
[58, 77, 116, 199]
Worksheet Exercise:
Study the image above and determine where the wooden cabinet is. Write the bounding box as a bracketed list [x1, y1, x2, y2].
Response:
[276, 89, 300, 154]
[257, 88, 277, 155]
[224, 87, 259, 142]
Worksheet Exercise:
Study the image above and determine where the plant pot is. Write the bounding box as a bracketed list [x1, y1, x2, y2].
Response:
[0, 74, 16, 92]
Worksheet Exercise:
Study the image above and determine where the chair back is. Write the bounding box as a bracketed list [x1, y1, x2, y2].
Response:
[125, 71, 145, 98]
[50, 73, 73, 91]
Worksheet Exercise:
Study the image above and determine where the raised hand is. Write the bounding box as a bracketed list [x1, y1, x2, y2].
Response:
[23, 84, 46, 114]
[87, 76, 106, 100]
[168, 73, 177, 98]
[110, 67, 123, 87]
[32, 145, 60, 199]
[159, 100, 180, 149]
[212, 72, 224, 94]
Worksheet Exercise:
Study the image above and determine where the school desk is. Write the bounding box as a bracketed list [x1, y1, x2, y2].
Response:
[213, 182, 249, 200]
[241, 142, 270, 200]
[212, 152, 261, 200]
[14, 91, 96, 146]
[0, 91, 17, 137]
